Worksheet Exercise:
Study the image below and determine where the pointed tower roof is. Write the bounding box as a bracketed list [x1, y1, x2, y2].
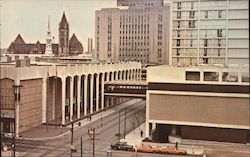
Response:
[69, 33, 78, 45]
[59, 11, 69, 29]
[13, 34, 25, 44]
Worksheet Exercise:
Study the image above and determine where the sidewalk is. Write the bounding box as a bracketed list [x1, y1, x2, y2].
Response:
[124, 123, 204, 156]
[18, 99, 142, 140]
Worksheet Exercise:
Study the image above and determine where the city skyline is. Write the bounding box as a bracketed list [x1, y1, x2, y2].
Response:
[0, 0, 171, 50]
[0, 0, 117, 50]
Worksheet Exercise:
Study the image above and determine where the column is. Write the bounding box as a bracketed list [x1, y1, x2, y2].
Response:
[107, 98, 110, 108]
[238, 72, 242, 83]
[84, 76, 87, 116]
[15, 80, 20, 137]
[96, 74, 99, 112]
[134, 71, 137, 81]
[219, 70, 223, 82]
[152, 123, 156, 130]
[101, 74, 104, 110]
[52, 78, 55, 120]
[116, 72, 119, 81]
[61, 77, 66, 125]
[110, 73, 113, 81]
[77, 77, 81, 118]
[42, 78, 47, 123]
[70, 77, 73, 121]
[90, 75, 94, 113]
[139, 69, 142, 81]
[200, 71, 204, 82]
[106, 73, 109, 83]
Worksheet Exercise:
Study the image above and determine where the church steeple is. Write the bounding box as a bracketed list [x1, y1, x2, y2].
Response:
[44, 16, 54, 56]
[59, 11, 69, 56]
[59, 11, 69, 30]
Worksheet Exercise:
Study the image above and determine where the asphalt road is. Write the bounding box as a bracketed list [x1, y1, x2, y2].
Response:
[16, 100, 146, 157]
[109, 150, 202, 157]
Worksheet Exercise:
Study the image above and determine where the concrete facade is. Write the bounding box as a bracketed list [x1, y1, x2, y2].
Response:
[146, 65, 250, 143]
[0, 60, 141, 136]
[95, 0, 170, 65]
[170, 0, 249, 66]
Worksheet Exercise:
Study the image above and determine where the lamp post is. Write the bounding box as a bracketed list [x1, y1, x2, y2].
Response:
[13, 84, 22, 157]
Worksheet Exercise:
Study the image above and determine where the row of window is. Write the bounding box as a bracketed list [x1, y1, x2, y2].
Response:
[175, 10, 224, 19]
[119, 48, 150, 52]
[186, 71, 249, 83]
[120, 36, 149, 40]
[120, 42, 150, 46]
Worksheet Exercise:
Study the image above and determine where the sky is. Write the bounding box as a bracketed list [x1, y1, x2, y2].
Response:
[0, 0, 170, 50]
[0, 0, 117, 50]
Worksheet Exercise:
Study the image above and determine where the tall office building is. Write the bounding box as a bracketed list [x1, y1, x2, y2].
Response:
[95, 0, 170, 64]
[170, 0, 249, 66]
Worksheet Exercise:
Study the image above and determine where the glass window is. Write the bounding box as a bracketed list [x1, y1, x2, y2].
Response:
[204, 72, 219, 81]
[186, 71, 200, 81]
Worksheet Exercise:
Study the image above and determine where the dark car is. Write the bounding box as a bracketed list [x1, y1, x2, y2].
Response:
[111, 142, 134, 151]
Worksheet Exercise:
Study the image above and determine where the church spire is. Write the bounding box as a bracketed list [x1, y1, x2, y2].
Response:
[59, 11, 69, 29]
[48, 15, 50, 31]
[44, 15, 54, 56]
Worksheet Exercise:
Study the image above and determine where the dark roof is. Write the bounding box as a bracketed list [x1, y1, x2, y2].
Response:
[8, 43, 59, 55]
[69, 33, 83, 50]
[13, 34, 25, 44]
[59, 12, 69, 30]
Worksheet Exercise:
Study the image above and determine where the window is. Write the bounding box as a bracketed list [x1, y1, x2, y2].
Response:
[204, 48, 207, 56]
[204, 39, 208, 47]
[177, 30, 180, 37]
[218, 39, 221, 47]
[177, 48, 180, 56]
[204, 72, 219, 81]
[191, 2, 194, 9]
[177, 12, 181, 19]
[189, 21, 195, 28]
[177, 21, 181, 28]
[190, 40, 193, 47]
[186, 71, 200, 81]
[177, 39, 180, 46]
[190, 11, 195, 18]
[218, 10, 222, 18]
[242, 73, 250, 82]
[177, 2, 181, 9]
[217, 29, 222, 37]
[205, 11, 208, 18]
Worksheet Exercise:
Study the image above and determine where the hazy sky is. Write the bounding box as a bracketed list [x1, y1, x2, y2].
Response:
[0, 0, 117, 49]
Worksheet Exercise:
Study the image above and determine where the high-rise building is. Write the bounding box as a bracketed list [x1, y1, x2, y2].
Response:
[59, 12, 70, 56]
[95, 0, 170, 64]
[170, 0, 249, 66]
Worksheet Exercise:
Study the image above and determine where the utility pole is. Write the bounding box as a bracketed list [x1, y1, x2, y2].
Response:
[80, 137, 83, 157]
[124, 108, 126, 139]
[118, 110, 121, 141]
[70, 123, 74, 157]
[92, 128, 95, 157]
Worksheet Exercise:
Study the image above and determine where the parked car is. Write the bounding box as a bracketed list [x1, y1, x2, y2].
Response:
[158, 147, 187, 155]
[111, 142, 134, 151]
[135, 144, 159, 153]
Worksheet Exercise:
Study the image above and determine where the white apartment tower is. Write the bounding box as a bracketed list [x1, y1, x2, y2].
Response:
[170, 0, 249, 66]
[95, 0, 170, 64]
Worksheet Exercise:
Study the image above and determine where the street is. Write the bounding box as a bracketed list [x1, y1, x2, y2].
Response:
[16, 100, 146, 157]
